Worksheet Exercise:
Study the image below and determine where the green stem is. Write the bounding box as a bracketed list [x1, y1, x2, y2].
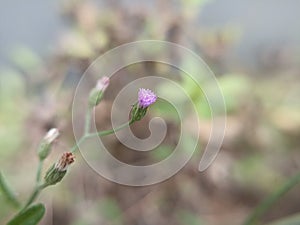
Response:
[70, 120, 134, 153]
[84, 107, 91, 135]
[86, 120, 134, 138]
[20, 118, 133, 213]
[21, 183, 48, 213]
[36, 160, 43, 183]
[70, 135, 87, 153]
[243, 171, 300, 225]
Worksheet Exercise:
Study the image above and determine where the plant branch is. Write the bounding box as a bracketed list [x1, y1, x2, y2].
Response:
[70, 120, 134, 153]
[20, 183, 48, 213]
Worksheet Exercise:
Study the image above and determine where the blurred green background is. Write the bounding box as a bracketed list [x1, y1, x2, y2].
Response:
[1, 0, 300, 225]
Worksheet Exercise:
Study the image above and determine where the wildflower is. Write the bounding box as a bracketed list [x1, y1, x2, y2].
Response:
[44, 152, 75, 186]
[138, 88, 157, 108]
[38, 128, 59, 160]
[88, 76, 110, 107]
[130, 88, 157, 122]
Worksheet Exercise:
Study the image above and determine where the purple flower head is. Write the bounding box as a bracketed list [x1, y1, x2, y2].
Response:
[138, 88, 157, 108]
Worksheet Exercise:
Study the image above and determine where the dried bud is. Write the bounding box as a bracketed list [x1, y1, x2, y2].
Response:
[88, 76, 110, 108]
[130, 88, 157, 122]
[44, 152, 75, 186]
[38, 128, 59, 160]
[55, 152, 75, 171]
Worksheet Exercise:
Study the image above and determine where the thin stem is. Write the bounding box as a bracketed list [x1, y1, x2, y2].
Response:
[36, 160, 43, 183]
[243, 171, 300, 225]
[16, 102, 134, 215]
[86, 120, 134, 138]
[70, 135, 87, 153]
[84, 107, 91, 135]
[15, 153, 45, 213]
[21, 183, 48, 213]
[70, 120, 134, 153]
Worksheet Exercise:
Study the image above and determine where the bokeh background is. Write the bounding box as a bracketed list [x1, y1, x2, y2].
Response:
[1, 0, 300, 225]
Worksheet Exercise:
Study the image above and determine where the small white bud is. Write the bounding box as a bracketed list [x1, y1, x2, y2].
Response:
[44, 128, 60, 144]
[38, 128, 60, 160]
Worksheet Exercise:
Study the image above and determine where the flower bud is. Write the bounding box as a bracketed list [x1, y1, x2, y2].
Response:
[88, 76, 110, 108]
[38, 128, 59, 160]
[44, 152, 75, 186]
[130, 88, 157, 122]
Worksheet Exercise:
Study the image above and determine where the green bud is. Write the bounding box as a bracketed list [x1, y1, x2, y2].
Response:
[130, 103, 148, 122]
[88, 76, 109, 108]
[44, 164, 66, 186]
[38, 128, 59, 160]
[44, 152, 75, 186]
[88, 89, 104, 108]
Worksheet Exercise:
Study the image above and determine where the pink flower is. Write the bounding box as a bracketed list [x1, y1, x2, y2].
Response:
[138, 88, 157, 108]
[96, 76, 110, 92]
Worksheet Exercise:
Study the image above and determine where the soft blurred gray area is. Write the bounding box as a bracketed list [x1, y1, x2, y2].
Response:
[1, 0, 300, 69]
[0, 0, 63, 66]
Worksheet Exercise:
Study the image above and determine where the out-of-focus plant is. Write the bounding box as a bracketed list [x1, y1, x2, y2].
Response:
[243, 172, 300, 225]
[0, 77, 158, 225]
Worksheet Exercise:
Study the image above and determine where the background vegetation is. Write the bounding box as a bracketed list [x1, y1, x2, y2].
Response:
[1, 0, 300, 225]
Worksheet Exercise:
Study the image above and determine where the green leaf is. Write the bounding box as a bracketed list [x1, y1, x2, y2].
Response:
[0, 172, 21, 208]
[7, 203, 45, 225]
[265, 213, 300, 225]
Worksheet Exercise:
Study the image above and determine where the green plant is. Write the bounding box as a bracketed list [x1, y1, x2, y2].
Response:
[0, 78, 158, 225]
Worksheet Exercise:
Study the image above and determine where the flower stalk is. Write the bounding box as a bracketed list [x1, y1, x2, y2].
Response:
[9, 84, 157, 221]
[130, 88, 157, 122]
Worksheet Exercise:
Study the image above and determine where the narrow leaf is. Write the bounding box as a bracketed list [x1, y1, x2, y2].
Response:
[243, 172, 300, 225]
[7, 203, 45, 225]
[0, 172, 21, 208]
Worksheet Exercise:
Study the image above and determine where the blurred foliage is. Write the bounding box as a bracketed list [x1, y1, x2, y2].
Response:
[0, 70, 27, 161]
[0, 0, 300, 225]
[99, 198, 123, 225]
[177, 209, 205, 225]
[0, 172, 21, 209]
[266, 213, 300, 225]
[9, 46, 43, 73]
